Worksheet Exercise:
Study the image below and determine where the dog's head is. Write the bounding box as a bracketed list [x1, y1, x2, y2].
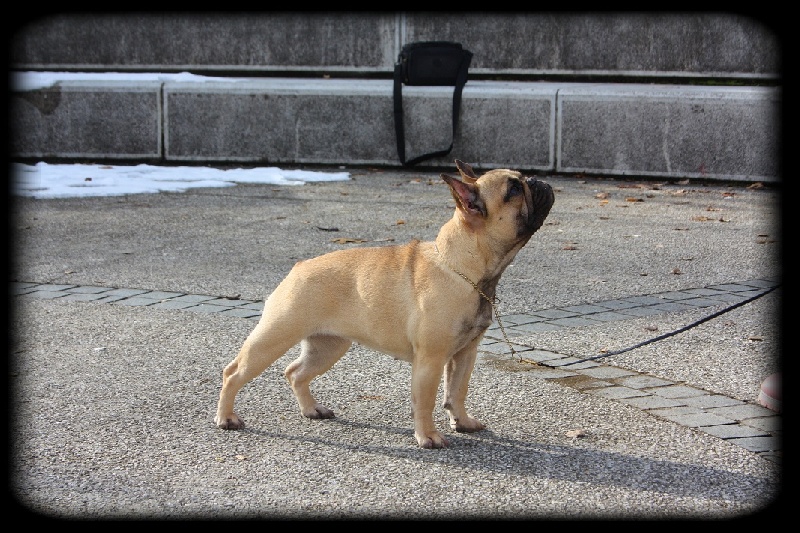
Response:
[441, 160, 554, 243]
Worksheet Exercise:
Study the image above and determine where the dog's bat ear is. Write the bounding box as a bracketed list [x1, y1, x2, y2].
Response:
[454, 160, 479, 184]
[442, 174, 486, 218]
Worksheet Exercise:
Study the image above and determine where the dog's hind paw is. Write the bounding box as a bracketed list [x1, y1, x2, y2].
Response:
[303, 405, 335, 419]
[451, 415, 486, 433]
[215, 414, 245, 430]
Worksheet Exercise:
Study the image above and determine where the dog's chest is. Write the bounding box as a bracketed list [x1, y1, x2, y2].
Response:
[457, 289, 495, 344]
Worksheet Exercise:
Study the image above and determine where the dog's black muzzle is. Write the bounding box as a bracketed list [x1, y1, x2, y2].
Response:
[523, 177, 555, 234]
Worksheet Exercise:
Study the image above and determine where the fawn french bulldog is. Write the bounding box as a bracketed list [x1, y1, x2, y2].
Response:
[215, 160, 554, 448]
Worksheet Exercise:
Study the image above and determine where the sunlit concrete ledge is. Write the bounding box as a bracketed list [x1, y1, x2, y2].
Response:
[9, 75, 780, 182]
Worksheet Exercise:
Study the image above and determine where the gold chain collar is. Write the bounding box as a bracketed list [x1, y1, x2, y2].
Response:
[433, 242, 521, 361]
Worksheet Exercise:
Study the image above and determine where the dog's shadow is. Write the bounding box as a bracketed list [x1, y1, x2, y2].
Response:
[243, 417, 776, 503]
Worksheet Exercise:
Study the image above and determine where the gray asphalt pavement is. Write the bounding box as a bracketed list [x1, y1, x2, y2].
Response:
[10, 165, 782, 520]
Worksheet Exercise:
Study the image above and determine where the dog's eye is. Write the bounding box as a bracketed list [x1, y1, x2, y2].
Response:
[505, 180, 523, 202]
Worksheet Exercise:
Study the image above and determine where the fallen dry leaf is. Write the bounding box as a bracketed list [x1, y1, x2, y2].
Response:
[692, 215, 712, 222]
[625, 197, 644, 202]
[672, 268, 683, 275]
[595, 192, 609, 199]
[566, 429, 588, 439]
[747, 182, 764, 189]
[331, 237, 368, 244]
[395, 219, 406, 225]
[748, 336, 764, 342]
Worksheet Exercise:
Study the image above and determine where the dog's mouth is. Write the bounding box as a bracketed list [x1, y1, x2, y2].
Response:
[523, 177, 555, 234]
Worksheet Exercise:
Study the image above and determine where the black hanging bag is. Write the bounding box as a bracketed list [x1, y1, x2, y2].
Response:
[393, 41, 473, 166]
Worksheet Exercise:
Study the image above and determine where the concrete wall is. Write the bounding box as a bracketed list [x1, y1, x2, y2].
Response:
[12, 13, 778, 79]
[9, 12, 782, 182]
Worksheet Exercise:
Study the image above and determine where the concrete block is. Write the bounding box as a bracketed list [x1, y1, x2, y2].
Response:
[163, 79, 557, 169]
[164, 79, 396, 165]
[10, 80, 162, 159]
[406, 13, 779, 78]
[557, 84, 780, 182]
[10, 13, 397, 74]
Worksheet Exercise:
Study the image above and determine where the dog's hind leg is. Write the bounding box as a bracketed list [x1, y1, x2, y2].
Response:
[215, 320, 300, 430]
[443, 338, 486, 433]
[284, 334, 352, 419]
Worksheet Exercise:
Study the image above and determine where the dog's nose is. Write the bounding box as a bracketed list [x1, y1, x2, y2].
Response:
[525, 178, 555, 233]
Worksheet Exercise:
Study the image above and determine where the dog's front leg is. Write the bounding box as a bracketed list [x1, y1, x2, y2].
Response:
[443, 338, 486, 433]
[410, 355, 449, 449]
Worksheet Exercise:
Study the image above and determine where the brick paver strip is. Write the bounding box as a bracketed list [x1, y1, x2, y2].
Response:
[619, 396, 686, 410]
[507, 322, 563, 333]
[497, 313, 541, 325]
[740, 417, 781, 432]
[101, 288, 150, 297]
[220, 308, 263, 319]
[647, 384, 707, 398]
[588, 386, 651, 400]
[616, 307, 665, 317]
[151, 300, 202, 310]
[699, 424, 769, 439]
[575, 366, 637, 379]
[681, 297, 730, 308]
[584, 311, 632, 322]
[681, 395, 744, 409]
[531, 308, 579, 319]
[727, 436, 781, 453]
[61, 293, 109, 302]
[707, 404, 776, 420]
[26, 291, 70, 300]
[649, 302, 695, 313]
[548, 316, 602, 327]
[561, 304, 610, 314]
[616, 375, 675, 389]
[647, 406, 704, 417]
[658, 412, 736, 427]
[67, 286, 113, 294]
[114, 296, 161, 306]
[163, 294, 213, 303]
[593, 299, 640, 310]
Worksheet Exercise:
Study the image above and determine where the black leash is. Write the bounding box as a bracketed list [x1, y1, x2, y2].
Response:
[536, 284, 780, 367]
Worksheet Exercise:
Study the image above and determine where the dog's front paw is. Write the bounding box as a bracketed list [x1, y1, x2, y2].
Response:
[451, 415, 486, 433]
[302, 404, 335, 419]
[415, 431, 450, 449]
[215, 413, 245, 430]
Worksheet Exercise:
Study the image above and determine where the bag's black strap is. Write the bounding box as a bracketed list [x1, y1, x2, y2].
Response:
[393, 51, 471, 167]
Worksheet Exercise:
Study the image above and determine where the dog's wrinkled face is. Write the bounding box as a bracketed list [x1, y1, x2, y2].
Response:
[442, 161, 554, 246]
